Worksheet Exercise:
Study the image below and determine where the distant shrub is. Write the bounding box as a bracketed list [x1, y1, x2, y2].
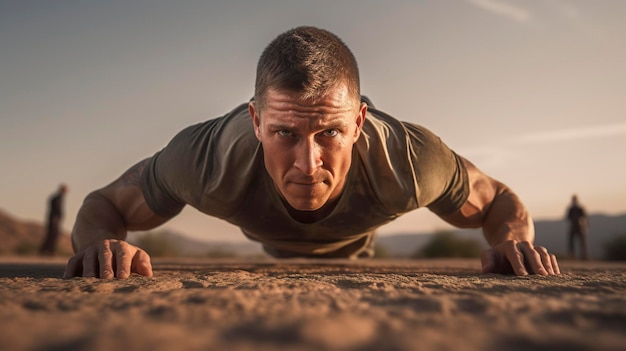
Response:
[14, 241, 38, 256]
[413, 231, 483, 258]
[604, 234, 626, 261]
[373, 244, 391, 259]
[134, 231, 182, 257]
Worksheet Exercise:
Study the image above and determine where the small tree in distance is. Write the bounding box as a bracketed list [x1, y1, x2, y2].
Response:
[374, 243, 391, 258]
[604, 234, 626, 261]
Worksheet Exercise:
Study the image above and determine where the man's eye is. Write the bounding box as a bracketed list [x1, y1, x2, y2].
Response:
[277, 130, 292, 137]
[323, 129, 339, 137]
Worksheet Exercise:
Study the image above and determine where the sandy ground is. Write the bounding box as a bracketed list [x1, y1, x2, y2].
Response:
[0, 257, 625, 351]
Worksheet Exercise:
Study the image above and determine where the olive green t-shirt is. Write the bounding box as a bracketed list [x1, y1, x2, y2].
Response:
[141, 103, 469, 257]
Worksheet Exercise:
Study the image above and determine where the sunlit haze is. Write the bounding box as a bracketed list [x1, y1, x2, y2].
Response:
[1, 1, 624, 243]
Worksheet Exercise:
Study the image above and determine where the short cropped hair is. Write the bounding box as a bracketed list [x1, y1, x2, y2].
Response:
[254, 26, 360, 109]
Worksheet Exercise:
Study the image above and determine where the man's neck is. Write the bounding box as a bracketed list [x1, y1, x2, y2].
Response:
[284, 198, 339, 223]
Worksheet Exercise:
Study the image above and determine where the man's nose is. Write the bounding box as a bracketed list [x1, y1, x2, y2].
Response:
[293, 138, 322, 175]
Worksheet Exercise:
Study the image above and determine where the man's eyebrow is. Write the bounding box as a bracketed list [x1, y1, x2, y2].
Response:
[265, 122, 294, 130]
[266, 119, 350, 130]
[323, 120, 350, 129]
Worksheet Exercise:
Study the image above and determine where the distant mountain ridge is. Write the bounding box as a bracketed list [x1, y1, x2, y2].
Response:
[0, 208, 263, 257]
[2, 207, 624, 260]
[377, 213, 626, 259]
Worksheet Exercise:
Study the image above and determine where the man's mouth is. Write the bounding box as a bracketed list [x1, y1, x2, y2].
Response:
[288, 175, 326, 185]
[292, 181, 321, 186]
[287, 179, 328, 194]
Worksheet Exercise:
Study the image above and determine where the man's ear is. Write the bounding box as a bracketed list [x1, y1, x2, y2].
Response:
[353, 101, 367, 142]
[249, 102, 262, 141]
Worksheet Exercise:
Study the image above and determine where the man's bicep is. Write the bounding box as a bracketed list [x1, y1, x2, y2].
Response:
[100, 159, 174, 231]
[436, 157, 501, 229]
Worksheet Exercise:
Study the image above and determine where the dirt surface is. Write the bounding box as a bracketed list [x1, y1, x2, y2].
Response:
[0, 257, 625, 351]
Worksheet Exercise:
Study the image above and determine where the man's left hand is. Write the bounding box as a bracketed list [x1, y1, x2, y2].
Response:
[481, 239, 560, 276]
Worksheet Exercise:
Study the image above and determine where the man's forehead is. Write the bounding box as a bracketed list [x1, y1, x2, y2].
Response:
[263, 87, 357, 113]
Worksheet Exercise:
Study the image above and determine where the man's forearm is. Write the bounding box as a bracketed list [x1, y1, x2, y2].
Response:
[71, 191, 128, 252]
[483, 188, 535, 246]
[481, 187, 535, 247]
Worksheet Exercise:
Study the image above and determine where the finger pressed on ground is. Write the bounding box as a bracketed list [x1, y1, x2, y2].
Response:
[98, 240, 115, 279]
[504, 242, 528, 276]
[536, 246, 554, 275]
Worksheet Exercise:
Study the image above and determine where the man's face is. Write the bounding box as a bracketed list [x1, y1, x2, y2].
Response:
[249, 85, 366, 214]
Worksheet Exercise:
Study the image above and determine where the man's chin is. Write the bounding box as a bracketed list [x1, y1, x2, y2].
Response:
[284, 196, 327, 212]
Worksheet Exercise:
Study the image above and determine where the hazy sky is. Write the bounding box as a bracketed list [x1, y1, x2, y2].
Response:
[1, 0, 625, 243]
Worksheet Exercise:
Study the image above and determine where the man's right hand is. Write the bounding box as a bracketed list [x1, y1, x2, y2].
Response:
[63, 239, 153, 279]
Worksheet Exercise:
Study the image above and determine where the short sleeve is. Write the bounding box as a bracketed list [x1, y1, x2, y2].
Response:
[140, 121, 206, 218]
[403, 122, 470, 215]
[141, 147, 187, 218]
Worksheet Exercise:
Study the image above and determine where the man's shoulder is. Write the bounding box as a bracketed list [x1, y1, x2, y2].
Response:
[365, 107, 404, 129]
[169, 102, 255, 148]
[150, 101, 259, 180]
[365, 106, 433, 134]
[186, 102, 251, 131]
[143, 102, 262, 216]
[362, 107, 438, 152]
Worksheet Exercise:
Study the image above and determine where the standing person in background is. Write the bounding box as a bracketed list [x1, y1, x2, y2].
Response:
[40, 184, 68, 256]
[566, 194, 589, 260]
